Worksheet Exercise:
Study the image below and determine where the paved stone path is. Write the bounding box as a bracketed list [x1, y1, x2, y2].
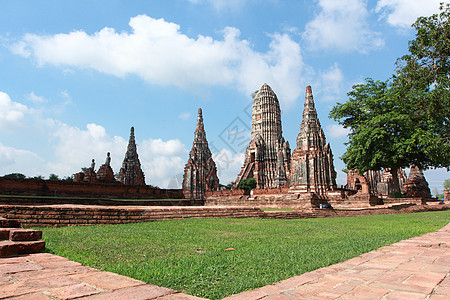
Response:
[0, 223, 449, 299]
[225, 223, 450, 300]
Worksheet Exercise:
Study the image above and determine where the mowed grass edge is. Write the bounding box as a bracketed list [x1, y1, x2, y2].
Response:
[40, 211, 450, 299]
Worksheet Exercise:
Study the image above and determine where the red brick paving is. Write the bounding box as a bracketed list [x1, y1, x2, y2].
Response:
[0, 223, 449, 299]
[224, 223, 450, 300]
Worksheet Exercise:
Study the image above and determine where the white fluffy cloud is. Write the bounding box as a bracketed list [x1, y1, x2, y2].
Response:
[0, 142, 45, 176]
[27, 92, 47, 104]
[303, 0, 384, 53]
[0, 112, 190, 187]
[188, 0, 247, 11]
[213, 148, 245, 185]
[0, 92, 29, 130]
[317, 63, 345, 102]
[45, 122, 190, 188]
[139, 138, 188, 188]
[326, 124, 350, 139]
[47, 122, 128, 176]
[178, 112, 191, 120]
[12, 15, 305, 107]
[376, 0, 442, 28]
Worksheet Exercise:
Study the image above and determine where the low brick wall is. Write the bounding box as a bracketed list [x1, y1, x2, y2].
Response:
[205, 196, 315, 210]
[205, 189, 248, 199]
[0, 205, 263, 227]
[0, 203, 448, 227]
[0, 178, 184, 199]
[262, 204, 450, 219]
[252, 187, 291, 195]
[0, 196, 202, 207]
[383, 197, 423, 205]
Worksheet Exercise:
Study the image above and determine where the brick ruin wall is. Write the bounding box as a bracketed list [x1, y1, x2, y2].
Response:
[0, 178, 184, 199]
[206, 188, 392, 209]
[0, 196, 203, 207]
[205, 189, 248, 199]
[445, 189, 450, 202]
[0, 204, 447, 227]
[205, 193, 427, 209]
[0, 205, 263, 227]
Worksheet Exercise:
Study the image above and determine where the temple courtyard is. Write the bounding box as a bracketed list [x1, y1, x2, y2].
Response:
[0, 210, 450, 299]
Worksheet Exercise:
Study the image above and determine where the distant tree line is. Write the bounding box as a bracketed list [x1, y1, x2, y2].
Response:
[2, 173, 73, 182]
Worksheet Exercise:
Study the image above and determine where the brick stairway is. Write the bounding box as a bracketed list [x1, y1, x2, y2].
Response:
[0, 217, 45, 258]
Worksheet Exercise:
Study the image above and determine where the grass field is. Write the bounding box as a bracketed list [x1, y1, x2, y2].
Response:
[40, 211, 450, 299]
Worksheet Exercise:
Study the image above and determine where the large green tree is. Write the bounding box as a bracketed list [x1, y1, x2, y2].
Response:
[330, 4, 450, 193]
[330, 78, 411, 192]
[394, 2, 450, 167]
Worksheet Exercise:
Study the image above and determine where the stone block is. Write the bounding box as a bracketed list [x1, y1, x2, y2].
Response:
[10, 229, 43, 241]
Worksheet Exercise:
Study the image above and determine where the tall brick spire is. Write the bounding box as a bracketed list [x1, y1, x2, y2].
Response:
[290, 86, 336, 194]
[118, 127, 146, 185]
[182, 108, 219, 199]
[235, 83, 291, 189]
[194, 108, 205, 140]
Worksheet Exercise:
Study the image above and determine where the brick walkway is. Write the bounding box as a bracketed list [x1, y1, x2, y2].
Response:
[225, 223, 450, 300]
[0, 224, 449, 299]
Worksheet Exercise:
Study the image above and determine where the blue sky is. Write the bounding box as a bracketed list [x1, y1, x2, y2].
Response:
[0, 0, 448, 194]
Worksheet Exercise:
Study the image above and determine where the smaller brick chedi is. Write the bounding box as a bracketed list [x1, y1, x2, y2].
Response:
[402, 166, 431, 198]
[290, 86, 337, 195]
[96, 152, 116, 183]
[182, 108, 220, 199]
[118, 127, 146, 185]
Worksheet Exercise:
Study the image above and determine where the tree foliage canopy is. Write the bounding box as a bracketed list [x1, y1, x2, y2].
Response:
[238, 178, 256, 193]
[330, 4, 450, 188]
[444, 178, 450, 190]
[3, 173, 26, 179]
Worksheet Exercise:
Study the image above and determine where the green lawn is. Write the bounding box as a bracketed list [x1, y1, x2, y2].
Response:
[40, 211, 449, 299]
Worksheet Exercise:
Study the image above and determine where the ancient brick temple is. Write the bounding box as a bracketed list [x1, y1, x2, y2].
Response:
[234, 83, 291, 189]
[74, 159, 97, 183]
[118, 127, 146, 185]
[347, 168, 407, 197]
[346, 170, 381, 194]
[96, 152, 116, 183]
[182, 108, 220, 200]
[402, 166, 431, 198]
[290, 86, 337, 195]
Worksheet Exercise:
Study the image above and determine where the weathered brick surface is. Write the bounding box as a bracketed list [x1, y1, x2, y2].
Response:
[0, 240, 45, 257]
[0, 217, 20, 228]
[0, 177, 184, 199]
[10, 229, 42, 241]
[0, 253, 199, 300]
[0, 204, 448, 227]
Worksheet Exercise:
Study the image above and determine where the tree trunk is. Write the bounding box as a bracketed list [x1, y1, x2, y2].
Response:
[390, 167, 401, 195]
